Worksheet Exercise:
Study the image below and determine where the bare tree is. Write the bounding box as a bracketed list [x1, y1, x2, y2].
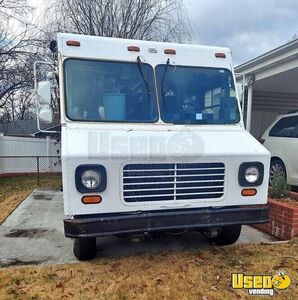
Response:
[0, 0, 30, 18]
[0, 0, 43, 121]
[45, 0, 190, 42]
[1, 90, 35, 121]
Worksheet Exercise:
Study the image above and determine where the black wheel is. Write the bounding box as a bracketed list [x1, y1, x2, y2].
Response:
[73, 237, 97, 260]
[210, 225, 241, 245]
[270, 159, 287, 186]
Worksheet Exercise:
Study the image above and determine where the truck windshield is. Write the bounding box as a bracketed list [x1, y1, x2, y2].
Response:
[155, 65, 240, 124]
[64, 59, 158, 122]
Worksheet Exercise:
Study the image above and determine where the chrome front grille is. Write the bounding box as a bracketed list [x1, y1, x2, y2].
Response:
[122, 162, 225, 202]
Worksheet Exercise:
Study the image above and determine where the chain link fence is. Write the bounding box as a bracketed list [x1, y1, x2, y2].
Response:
[0, 156, 61, 185]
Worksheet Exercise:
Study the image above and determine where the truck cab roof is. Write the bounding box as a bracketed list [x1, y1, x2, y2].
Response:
[57, 33, 232, 69]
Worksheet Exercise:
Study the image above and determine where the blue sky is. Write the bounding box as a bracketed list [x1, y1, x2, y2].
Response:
[185, 0, 298, 65]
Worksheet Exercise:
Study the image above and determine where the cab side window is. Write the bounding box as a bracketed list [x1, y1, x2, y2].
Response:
[269, 116, 298, 138]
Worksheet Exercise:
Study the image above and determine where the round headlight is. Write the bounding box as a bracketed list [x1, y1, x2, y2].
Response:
[244, 166, 259, 184]
[81, 170, 101, 189]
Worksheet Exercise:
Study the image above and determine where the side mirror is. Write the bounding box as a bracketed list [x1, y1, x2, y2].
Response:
[37, 81, 51, 105]
[39, 107, 52, 123]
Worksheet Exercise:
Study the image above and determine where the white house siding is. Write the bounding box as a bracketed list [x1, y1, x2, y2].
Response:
[235, 39, 298, 139]
[250, 110, 280, 139]
[249, 91, 298, 138]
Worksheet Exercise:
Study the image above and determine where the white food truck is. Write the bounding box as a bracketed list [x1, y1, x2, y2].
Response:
[35, 33, 270, 260]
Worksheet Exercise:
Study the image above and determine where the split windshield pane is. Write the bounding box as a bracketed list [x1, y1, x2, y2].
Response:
[64, 59, 158, 122]
[64, 59, 240, 125]
[155, 65, 240, 124]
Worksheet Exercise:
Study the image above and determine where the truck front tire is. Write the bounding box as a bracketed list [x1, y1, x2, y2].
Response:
[73, 237, 97, 260]
[210, 225, 242, 245]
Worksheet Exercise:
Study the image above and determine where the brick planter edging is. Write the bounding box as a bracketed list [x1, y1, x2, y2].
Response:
[254, 198, 298, 240]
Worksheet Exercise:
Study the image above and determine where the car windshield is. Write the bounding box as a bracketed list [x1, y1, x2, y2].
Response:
[64, 59, 158, 122]
[155, 64, 240, 124]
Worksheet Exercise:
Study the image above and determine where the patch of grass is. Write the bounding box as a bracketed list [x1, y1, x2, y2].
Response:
[11, 276, 24, 286]
[0, 238, 297, 300]
[44, 273, 59, 282]
[0, 175, 62, 224]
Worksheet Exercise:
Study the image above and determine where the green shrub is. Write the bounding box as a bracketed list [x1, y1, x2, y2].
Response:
[269, 174, 289, 199]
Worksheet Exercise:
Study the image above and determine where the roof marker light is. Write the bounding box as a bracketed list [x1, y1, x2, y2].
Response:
[164, 49, 176, 55]
[215, 52, 226, 58]
[66, 40, 80, 47]
[127, 46, 140, 52]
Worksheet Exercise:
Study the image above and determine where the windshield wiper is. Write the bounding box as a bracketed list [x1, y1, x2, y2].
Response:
[160, 58, 171, 117]
[137, 56, 151, 99]
[161, 58, 170, 97]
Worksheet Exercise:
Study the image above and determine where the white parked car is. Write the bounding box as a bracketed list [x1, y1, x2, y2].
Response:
[261, 112, 298, 186]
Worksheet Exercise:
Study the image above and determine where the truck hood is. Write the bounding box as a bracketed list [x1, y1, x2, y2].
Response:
[61, 123, 270, 159]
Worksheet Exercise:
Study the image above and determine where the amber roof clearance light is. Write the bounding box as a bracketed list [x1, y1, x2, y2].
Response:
[215, 52, 226, 58]
[127, 46, 140, 52]
[66, 40, 81, 47]
[164, 49, 176, 55]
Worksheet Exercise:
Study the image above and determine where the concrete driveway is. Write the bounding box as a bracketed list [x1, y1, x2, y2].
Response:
[0, 189, 276, 267]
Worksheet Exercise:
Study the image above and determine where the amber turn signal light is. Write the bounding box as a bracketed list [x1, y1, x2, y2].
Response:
[241, 188, 257, 196]
[82, 195, 102, 204]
